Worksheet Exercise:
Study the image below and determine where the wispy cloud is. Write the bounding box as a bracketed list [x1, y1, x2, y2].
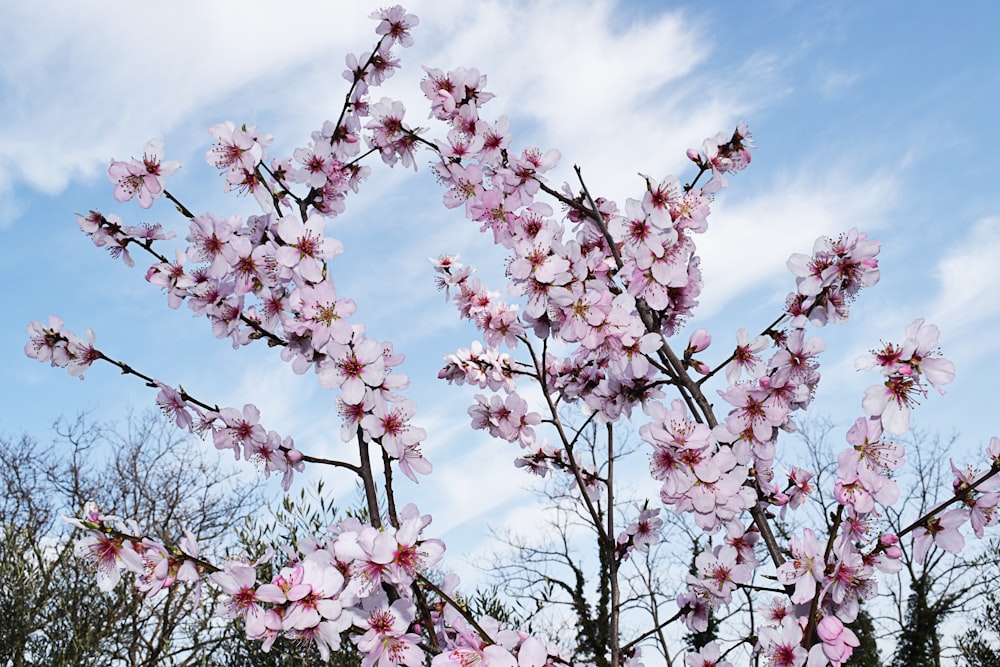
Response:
[816, 67, 861, 99]
[0, 1, 381, 199]
[929, 216, 1000, 333]
[0, 1, 741, 220]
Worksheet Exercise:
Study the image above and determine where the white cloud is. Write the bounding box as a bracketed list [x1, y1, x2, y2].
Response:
[0, 1, 381, 195]
[929, 216, 1000, 333]
[0, 0, 745, 219]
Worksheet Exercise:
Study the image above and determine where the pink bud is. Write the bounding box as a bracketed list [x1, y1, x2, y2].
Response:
[879, 533, 899, 546]
[687, 328, 711, 353]
[816, 615, 844, 643]
[987, 436, 1000, 464]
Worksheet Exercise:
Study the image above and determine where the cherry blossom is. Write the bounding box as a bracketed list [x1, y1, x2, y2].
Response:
[108, 138, 180, 208]
[776, 528, 824, 604]
[275, 214, 344, 283]
[757, 616, 807, 667]
[685, 643, 732, 667]
[912, 509, 966, 563]
[689, 545, 753, 603]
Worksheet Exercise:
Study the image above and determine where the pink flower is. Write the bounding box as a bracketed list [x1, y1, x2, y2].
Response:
[690, 545, 753, 602]
[786, 228, 880, 326]
[288, 281, 356, 353]
[212, 555, 283, 637]
[824, 549, 875, 620]
[719, 384, 787, 443]
[783, 466, 815, 515]
[371, 5, 419, 48]
[858, 320, 955, 434]
[757, 616, 806, 667]
[901, 318, 956, 393]
[354, 595, 423, 667]
[776, 528, 824, 604]
[617, 506, 663, 555]
[66, 327, 100, 378]
[839, 417, 904, 477]
[137, 531, 201, 600]
[468, 392, 540, 445]
[282, 555, 348, 632]
[318, 337, 386, 404]
[867, 533, 903, 574]
[686, 328, 711, 354]
[213, 404, 267, 457]
[677, 591, 711, 632]
[438, 161, 485, 211]
[275, 214, 344, 284]
[912, 509, 966, 563]
[25, 316, 70, 367]
[147, 249, 198, 308]
[757, 596, 792, 626]
[155, 383, 194, 431]
[108, 138, 179, 208]
[206, 121, 265, 174]
[387, 505, 445, 584]
[988, 436, 1000, 465]
[74, 531, 143, 591]
[361, 397, 425, 458]
[367, 97, 407, 156]
[186, 213, 237, 279]
[952, 461, 1000, 538]
[685, 642, 732, 667]
[725, 328, 768, 384]
[861, 376, 920, 436]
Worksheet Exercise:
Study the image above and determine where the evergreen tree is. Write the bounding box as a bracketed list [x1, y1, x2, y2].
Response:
[845, 605, 880, 667]
[892, 573, 943, 667]
[957, 590, 1000, 667]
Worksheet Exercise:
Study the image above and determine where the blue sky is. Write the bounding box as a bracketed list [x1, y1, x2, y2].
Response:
[4, 0, 1000, 578]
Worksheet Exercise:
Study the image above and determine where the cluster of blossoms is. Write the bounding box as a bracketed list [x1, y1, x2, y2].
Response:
[414, 51, 1000, 666]
[24, 316, 305, 488]
[65, 502, 201, 597]
[785, 228, 881, 328]
[40, 6, 433, 489]
[420, 61, 748, 425]
[31, 9, 560, 662]
[856, 317, 956, 435]
[69, 499, 557, 667]
[27, 5, 1000, 667]
[211, 504, 446, 661]
[903, 441, 1000, 565]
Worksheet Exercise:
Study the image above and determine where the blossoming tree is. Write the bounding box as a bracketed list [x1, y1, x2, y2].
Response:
[24, 7, 1000, 666]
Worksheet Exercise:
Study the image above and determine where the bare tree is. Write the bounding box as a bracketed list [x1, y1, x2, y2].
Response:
[484, 418, 735, 667]
[0, 411, 270, 666]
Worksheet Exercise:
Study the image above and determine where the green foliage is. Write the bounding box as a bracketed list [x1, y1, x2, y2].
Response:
[845, 605, 880, 667]
[957, 589, 1000, 667]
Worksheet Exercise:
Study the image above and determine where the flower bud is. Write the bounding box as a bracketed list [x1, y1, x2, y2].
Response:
[686, 328, 711, 354]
